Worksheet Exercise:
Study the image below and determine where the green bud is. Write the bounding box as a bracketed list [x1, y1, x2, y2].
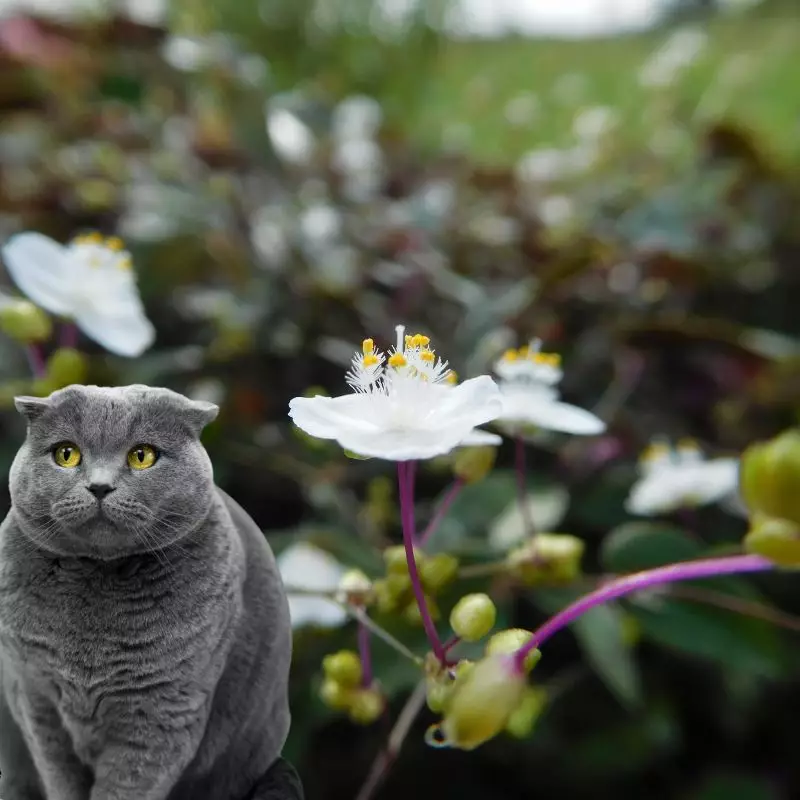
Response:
[425, 678, 453, 714]
[740, 430, 800, 527]
[743, 514, 800, 567]
[505, 686, 548, 739]
[507, 533, 585, 586]
[425, 655, 526, 751]
[322, 650, 363, 688]
[46, 348, 88, 388]
[403, 595, 440, 626]
[449, 593, 497, 642]
[348, 688, 384, 725]
[372, 578, 400, 614]
[385, 572, 412, 598]
[343, 449, 372, 460]
[420, 553, 460, 594]
[453, 446, 497, 484]
[485, 628, 541, 674]
[384, 544, 423, 575]
[319, 678, 355, 711]
[336, 569, 373, 605]
[0, 300, 52, 343]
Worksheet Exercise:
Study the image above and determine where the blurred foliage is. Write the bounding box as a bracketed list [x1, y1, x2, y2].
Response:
[1, 2, 800, 799]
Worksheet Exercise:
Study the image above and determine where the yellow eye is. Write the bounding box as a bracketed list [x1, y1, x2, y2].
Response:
[53, 443, 81, 468]
[128, 445, 158, 471]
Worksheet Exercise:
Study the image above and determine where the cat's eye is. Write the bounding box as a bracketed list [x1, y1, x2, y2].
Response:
[53, 442, 81, 469]
[128, 444, 158, 471]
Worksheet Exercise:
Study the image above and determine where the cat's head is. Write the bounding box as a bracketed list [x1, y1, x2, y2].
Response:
[9, 384, 219, 560]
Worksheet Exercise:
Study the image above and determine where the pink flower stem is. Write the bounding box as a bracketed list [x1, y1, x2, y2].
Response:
[443, 635, 460, 653]
[357, 619, 373, 687]
[418, 478, 464, 548]
[397, 461, 445, 663]
[514, 553, 774, 674]
[59, 322, 78, 349]
[515, 436, 536, 537]
[25, 344, 46, 378]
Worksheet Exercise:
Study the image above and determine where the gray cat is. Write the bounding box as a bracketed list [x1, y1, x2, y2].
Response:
[0, 384, 293, 800]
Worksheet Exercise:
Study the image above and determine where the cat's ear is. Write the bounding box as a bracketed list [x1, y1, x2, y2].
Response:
[183, 400, 219, 435]
[14, 395, 50, 422]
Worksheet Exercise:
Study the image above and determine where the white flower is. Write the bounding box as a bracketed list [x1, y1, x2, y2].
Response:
[489, 484, 570, 552]
[289, 325, 503, 461]
[1, 231, 154, 357]
[492, 340, 605, 436]
[625, 439, 740, 516]
[277, 543, 347, 629]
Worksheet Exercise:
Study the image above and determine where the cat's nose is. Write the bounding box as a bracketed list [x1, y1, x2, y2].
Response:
[87, 483, 116, 500]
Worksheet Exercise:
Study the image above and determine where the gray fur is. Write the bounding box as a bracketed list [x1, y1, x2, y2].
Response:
[0, 384, 292, 800]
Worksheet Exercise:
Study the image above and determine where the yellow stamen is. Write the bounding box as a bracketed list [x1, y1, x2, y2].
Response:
[420, 350, 435, 363]
[388, 353, 407, 368]
[118, 256, 133, 270]
[643, 443, 670, 461]
[405, 334, 413, 347]
[362, 338, 375, 355]
[502, 349, 518, 362]
[416, 334, 430, 347]
[85, 231, 103, 244]
[447, 371, 458, 384]
[363, 354, 379, 367]
[106, 236, 124, 251]
[677, 438, 699, 451]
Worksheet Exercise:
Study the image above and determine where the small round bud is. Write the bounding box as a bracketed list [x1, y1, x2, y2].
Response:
[426, 678, 453, 714]
[741, 430, 800, 527]
[0, 300, 52, 343]
[384, 544, 423, 575]
[403, 594, 440, 626]
[743, 514, 800, 567]
[322, 650, 362, 688]
[505, 686, 548, 739]
[336, 569, 373, 605]
[372, 578, 400, 614]
[507, 533, 584, 586]
[453, 446, 497, 484]
[425, 655, 526, 751]
[319, 679, 355, 711]
[385, 572, 412, 598]
[452, 659, 475, 681]
[46, 348, 88, 388]
[420, 553, 460, 594]
[449, 593, 497, 642]
[486, 628, 541, 674]
[348, 688, 384, 725]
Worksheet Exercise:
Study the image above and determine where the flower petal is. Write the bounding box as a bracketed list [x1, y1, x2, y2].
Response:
[334, 425, 474, 461]
[460, 429, 503, 447]
[691, 459, 739, 504]
[289, 394, 382, 440]
[434, 375, 504, 429]
[625, 470, 685, 516]
[501, 393, 605, 435]
[75, 304, 155, 357]
[1, 232, 74, 316]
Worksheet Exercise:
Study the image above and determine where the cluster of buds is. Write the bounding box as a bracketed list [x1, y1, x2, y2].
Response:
[506, 532, 585, 586]
[424, 628, 545, 750]
[318, 650, 385, 725]
[740, 429, 800, 566]
[372, 545, 459, 624]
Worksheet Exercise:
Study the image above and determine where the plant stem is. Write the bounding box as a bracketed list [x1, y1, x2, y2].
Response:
[342, 603, 424, 668]
[25, 344, 46, 378]
[397, 461, 445, 662]
[419, 478, 464, 548]
[515, 435, 536, 538]
[357, 619, 373, 687]
[515, 553, 774, 672]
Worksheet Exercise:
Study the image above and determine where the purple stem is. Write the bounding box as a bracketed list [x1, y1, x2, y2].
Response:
[514, 553, 774, 673]
[59, 322, 78, 349]
[25, 344, 46, 378]
[358, 621, 373, 687]
[515, 436, 536, 537]
[418, 479, 464, 548]
[397, 461, 445, 662]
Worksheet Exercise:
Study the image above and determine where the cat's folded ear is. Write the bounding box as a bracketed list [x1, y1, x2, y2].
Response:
[183, 399, 220, 435]
[14, 395, 50, 422]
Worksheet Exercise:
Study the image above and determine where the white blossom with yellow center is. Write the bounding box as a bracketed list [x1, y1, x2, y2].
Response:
[288, 325, 503, 460]
[492, 340, 605, 435]
[625, 439, 739, 516]
[1, 231, 154, 357]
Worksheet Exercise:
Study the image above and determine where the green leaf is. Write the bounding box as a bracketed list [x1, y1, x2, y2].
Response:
[536, 589, 642, 709]
[689, 771, 779, 800]
[601, 522, 702, 572]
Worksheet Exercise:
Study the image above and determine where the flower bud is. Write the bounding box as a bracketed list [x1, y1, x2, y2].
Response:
[336, 569, 373, 605]
[505, 686, 548, 739]
[740, 430, 800, 527]
[384, 544, 423, 575]
[507, 533, 584, 586]
[485, 628, 541, 674]
[425, 655, 526, 751]
[348, 688, 385, 725]
[420, 553, 460, 594]
[403, 594, 440, 626]
[425, 677, 453, 714]
[0, 299, 52, 343]
[372, 578, 400, 614]
[319, 678, 355, 711]
[453, 446, 497, 484]
[743, 514, 800, 567]
[449, 593, 497, 642]
[322, 650, 362, 688]
[46, 348, 88, 388]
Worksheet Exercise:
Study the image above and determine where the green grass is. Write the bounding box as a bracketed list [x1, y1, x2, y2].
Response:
[406, 8, 800, 165]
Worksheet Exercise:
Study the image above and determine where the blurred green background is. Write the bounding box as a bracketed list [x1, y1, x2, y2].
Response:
[1, 0, 799, 798]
